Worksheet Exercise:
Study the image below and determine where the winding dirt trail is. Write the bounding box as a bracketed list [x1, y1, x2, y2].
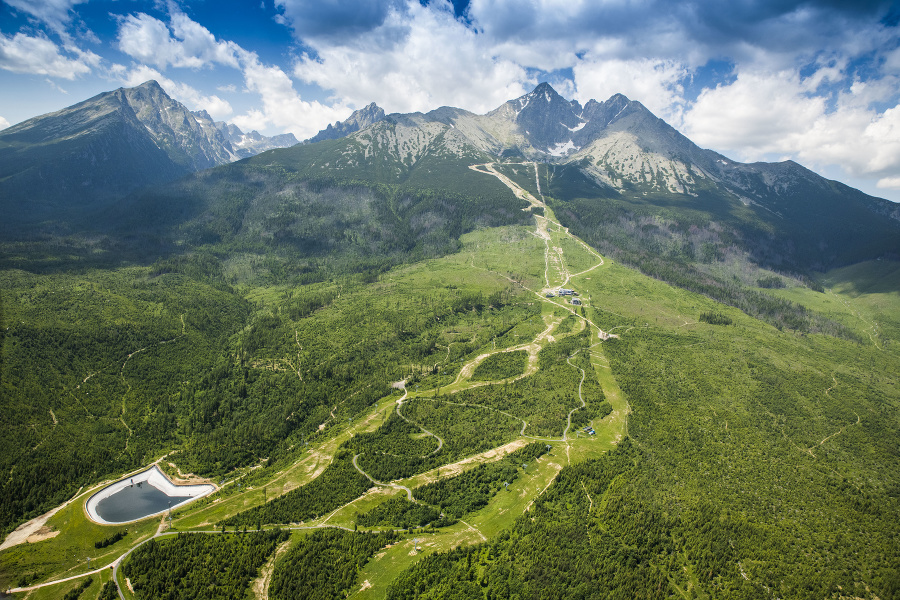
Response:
[252, 539, 292, 600]
[352, 454, 416, 502]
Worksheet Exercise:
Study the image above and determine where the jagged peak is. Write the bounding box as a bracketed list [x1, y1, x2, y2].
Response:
[605, 92, 631, 105]
[525, 82, 564, 103]
[134, 79, 164, 92]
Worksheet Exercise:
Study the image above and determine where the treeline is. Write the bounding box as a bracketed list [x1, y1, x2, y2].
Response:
[222, 451, 370, 528]
[94, 529, 127, 549]
[123, 529, 289, 600]
[270, 529, 399, 600]
[121, 163, 531, 288]
[412, 442, 550, 519]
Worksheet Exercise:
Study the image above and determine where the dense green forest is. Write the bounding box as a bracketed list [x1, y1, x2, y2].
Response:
[0, 211, 536, 535]
[356, 495, 444, 529]
[386, 440, 675, 600]
[352, 401, 522, 482]
[2, 140, 899, 600]
[270, 529, 399, 600]
[471, 350, 528, 381]
[122, 529, 289, 600]
[412, 443, 549, 519]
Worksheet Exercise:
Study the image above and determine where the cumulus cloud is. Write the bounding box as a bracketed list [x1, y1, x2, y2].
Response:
[293, 1, 529, 115]
[682, 70, 826, 155]
[682, 69, 900, 183]
[117, 12, 240, 70]
[877, 176, 900, 190]
[467, 0, 895, 71]
[0, 116, 10, 130]
[115, 6, 349, 138]
[122, 65, 234, 119]
[3, 0, 87, 34]
[573, 58, 688, 121]
[0, 32, 92, 79]
[234, 48, 351, 138]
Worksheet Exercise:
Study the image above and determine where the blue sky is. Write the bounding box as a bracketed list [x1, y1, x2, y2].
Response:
[1, 0, 899, 201]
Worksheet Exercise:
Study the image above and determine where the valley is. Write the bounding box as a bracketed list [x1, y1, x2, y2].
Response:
[1, 81, 898, 600]
[2, 189, 627, 599]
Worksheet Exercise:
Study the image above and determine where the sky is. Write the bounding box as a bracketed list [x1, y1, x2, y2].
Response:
[1, 0, 899, 201]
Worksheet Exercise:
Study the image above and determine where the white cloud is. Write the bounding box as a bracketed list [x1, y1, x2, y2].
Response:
[876, 176, 900, 190]
[45, 78, 68, 93]
[0, 116, 10, 130]
[231, 108, 268, 134]
[234, 49, 351, 139]
[682, 71, 826, 156]
[0, 32, 92, 79]
[116, 11, 239, 70]
[3, 0, 86, 34]
[682, 69, 900, 188]
[123, 65, 234, 119]
[573, 58, 688, 121]
[114, 7, 346, 138]
[293, 1, 530, 115]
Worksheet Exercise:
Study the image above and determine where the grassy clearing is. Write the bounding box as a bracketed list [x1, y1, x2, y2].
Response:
[0, 483, 160, 591]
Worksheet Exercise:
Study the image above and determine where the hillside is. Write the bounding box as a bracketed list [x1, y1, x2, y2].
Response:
[0, 81, 296, 228]
[0, 83, 898, 600]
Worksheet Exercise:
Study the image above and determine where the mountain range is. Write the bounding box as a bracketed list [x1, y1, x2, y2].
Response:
[2, 81, 899, 600]
[2, 79, 898, 271]
[0, 81, 297, 225]
[236, 82, 899, 271]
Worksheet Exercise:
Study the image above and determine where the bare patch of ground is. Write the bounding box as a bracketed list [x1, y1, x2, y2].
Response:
[26, 526, 60, 544]
[408, 439, 528, 487]
[252, 539, 292, 600]
[0, 486, 82, 551]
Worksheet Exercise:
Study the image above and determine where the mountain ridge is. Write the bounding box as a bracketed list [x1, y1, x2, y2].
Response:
[0, 80, 297, 226]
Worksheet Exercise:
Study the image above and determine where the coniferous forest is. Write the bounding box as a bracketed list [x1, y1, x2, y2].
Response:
[1, 88, 899, 600]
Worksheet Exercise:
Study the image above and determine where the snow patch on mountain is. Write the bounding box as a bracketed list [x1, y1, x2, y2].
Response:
[547, 140, 578, 157]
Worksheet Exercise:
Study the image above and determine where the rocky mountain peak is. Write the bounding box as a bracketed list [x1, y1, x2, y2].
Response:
[307, 102, 386, 143]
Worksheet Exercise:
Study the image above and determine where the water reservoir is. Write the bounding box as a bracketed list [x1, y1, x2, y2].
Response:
[85, 466, 215, 525]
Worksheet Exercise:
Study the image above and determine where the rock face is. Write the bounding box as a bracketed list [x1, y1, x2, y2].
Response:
[295, 82, 897, 222]
[0, 81, 296, 224]
[306, 103, 386, 143]
[4, 79, 897, 256]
